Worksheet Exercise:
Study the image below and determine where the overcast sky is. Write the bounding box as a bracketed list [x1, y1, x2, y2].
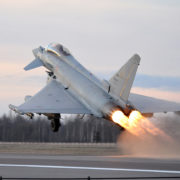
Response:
[0, 0, 180, 115]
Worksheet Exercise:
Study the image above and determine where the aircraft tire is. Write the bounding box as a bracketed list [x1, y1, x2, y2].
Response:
[51, 118, 60, 132]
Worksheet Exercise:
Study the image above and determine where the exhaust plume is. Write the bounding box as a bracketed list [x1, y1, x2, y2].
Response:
[117, 113, 180, 157]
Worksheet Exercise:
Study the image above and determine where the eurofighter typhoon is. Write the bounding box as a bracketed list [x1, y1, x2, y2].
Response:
[9, 43, 180, 132]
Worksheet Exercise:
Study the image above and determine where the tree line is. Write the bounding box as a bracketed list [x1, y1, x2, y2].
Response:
[0, 114, 122, 142]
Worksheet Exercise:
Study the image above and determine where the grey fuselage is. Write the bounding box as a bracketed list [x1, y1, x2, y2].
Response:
[33, 47, 127, 119]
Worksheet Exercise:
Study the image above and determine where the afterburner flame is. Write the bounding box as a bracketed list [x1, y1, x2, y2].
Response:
[112, 110, 141, 133]
[111, 110, 167, 137]
[112, 111, 129, 126]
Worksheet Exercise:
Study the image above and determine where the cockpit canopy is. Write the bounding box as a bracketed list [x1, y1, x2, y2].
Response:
[46, 42, 71, 56]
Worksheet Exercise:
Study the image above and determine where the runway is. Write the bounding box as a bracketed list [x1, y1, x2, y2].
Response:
[0, 154, 180, 179]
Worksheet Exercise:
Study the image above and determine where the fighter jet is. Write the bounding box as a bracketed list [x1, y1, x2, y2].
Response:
[9, 43, 180, 132]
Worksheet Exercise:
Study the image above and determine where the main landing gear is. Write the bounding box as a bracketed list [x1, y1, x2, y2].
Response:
[47, 114, 61, 132]
[51, 117, 60, 132]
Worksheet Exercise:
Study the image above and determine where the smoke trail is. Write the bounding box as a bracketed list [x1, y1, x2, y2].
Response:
[117, 113, 180, 157]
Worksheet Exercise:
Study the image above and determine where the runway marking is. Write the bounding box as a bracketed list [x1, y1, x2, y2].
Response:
[0, 164, 180, 174]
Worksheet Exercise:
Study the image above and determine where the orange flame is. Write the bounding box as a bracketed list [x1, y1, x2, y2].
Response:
[112, 110, 167, 137]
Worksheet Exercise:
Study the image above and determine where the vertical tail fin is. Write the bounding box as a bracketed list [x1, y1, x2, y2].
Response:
[109, 54, 140, 101]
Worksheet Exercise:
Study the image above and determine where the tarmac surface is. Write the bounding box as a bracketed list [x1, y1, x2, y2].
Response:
[0, 153, 180, 179]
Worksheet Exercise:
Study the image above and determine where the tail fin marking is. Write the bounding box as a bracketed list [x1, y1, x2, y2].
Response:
[109, 54, 140, 102]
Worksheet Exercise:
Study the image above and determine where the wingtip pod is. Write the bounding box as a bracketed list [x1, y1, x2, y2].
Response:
[131, 54, 141, 65]
[9, 104, 22, 114]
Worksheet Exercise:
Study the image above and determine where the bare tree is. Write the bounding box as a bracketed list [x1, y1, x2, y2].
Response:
[0, 114, 122, 142]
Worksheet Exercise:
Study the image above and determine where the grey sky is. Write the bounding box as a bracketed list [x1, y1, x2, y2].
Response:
[1, 0, 180, 75]
[0, 0, 180, 115]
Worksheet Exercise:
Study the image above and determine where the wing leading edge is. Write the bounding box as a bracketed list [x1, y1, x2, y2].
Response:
[16, 80, 91, 114]
[129, 93, 180, 114]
